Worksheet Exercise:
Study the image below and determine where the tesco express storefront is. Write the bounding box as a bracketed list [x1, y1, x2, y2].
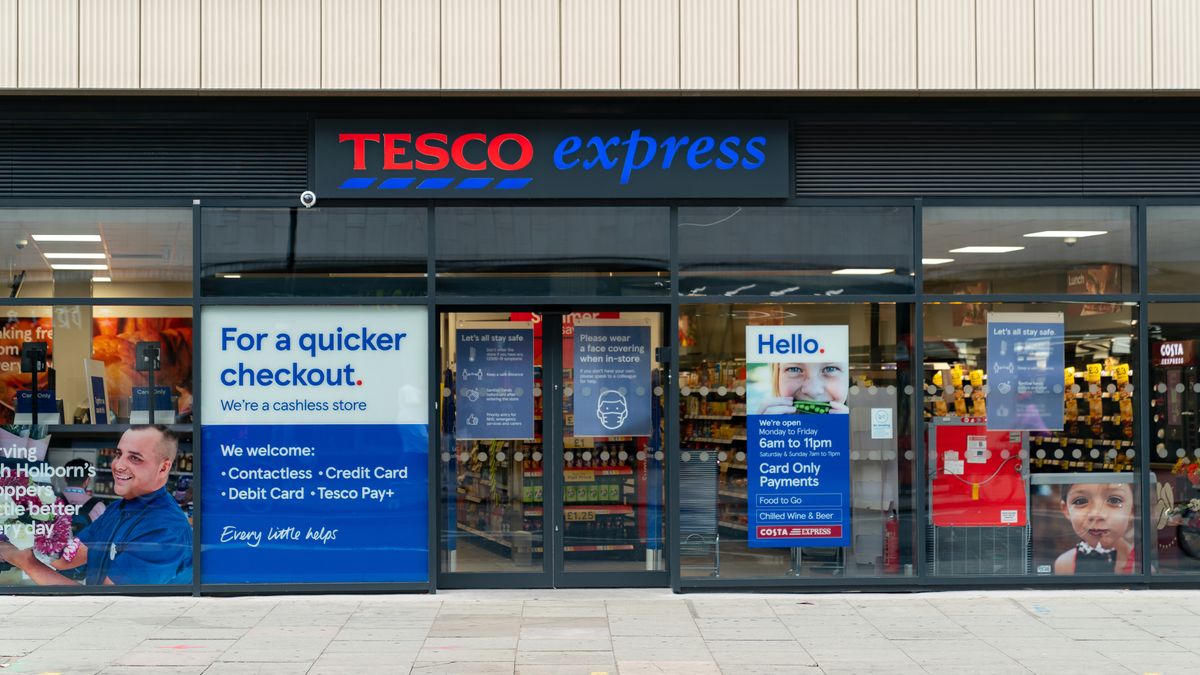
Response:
[2, 98, 1199, 594]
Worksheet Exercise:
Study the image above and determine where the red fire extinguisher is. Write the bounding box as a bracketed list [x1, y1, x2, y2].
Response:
[883, 501, 900, 574]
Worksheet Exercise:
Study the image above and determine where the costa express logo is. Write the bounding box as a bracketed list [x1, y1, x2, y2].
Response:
[335, 129, 768, 192]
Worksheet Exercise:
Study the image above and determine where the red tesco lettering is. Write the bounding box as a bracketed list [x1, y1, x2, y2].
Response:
[338, 132, 533, 172]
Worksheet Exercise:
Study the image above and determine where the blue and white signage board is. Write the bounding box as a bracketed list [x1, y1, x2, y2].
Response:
[744, 326, 851, 547]
[986, 312, 1065, 431]
[572, 321, 652, 437]
[84, 359, 109, 424]
[14, 389, 58, 425]
[131, 386, 175, 424]
[200, 306, 429, 584]
[455, 322, 535, 440]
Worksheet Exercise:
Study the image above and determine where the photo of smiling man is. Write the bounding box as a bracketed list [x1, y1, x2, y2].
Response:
[0, 425, 192, 586]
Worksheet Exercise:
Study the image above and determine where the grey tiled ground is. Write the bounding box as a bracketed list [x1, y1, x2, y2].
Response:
[0, 589, 1196, 674]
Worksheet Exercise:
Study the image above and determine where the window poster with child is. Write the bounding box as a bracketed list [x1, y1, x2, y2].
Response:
[1032, 474, 1139, 575]
[744, 325, 851, 548]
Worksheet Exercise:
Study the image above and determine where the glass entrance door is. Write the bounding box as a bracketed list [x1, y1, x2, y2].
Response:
[438, 309, 668, 588]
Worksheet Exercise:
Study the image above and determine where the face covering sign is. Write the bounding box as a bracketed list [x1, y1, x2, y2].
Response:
[572, 324, 651, 437]
[745, 326, 851, 547]
[200, 306, 429, 584]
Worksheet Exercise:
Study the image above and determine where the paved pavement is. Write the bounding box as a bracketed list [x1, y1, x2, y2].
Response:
[0, 589, 1196, 674]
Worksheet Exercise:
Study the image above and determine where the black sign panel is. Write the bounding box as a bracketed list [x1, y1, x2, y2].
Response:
[313, 119, 789, 199]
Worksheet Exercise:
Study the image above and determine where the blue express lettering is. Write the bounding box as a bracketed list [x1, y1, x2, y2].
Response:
[553, 129, 767, 184]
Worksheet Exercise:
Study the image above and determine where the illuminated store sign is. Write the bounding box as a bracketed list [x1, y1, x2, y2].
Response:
[313, 120, 789, 198]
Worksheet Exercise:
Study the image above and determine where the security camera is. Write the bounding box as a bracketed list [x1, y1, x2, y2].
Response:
[300, 191, 317, 209]
[15, 238, 28, 250]
[1064, 237, 1078, 246]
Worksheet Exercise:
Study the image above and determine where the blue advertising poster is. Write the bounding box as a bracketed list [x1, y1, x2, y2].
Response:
[200, 306, 430, 584]
[986, 312, 1065, 431]
[744, 326, 852, 548]
[455, 326, 534, 440]
[572, 324, 651, 437]
[201, 424, 428, 583]
[90, 377, 108, 424]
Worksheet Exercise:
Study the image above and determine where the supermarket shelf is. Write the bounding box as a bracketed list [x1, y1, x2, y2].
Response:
[684, 415, 734, 421]
[533, 544, 636, 553]
[47, 424, 193, 438]
[718, 520, 748, 532]
[719, 489, 747, 500]
[457, 524, 511, 548]
[524, 504, 634, 517]
[524, 466, 633, 478]
[686, 437, 740, 445]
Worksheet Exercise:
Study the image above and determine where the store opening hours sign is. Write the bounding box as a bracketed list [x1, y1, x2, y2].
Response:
[744, 325, 852, 548]
[200, 306, 429, 584]
[314, 120, 788, 199]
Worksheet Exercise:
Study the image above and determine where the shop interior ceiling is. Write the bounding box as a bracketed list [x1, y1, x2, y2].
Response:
[1, 210, 191, 285]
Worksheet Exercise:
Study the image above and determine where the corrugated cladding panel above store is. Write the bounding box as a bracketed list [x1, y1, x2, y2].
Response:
[794, 125, 1200, 196]
[0, 120, 307, 197]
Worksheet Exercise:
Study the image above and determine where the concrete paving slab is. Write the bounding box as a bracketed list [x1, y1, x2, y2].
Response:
[0, 589, 1197, 674]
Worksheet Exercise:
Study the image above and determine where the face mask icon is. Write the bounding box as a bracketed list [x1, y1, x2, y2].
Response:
[596, 390, 629, 430]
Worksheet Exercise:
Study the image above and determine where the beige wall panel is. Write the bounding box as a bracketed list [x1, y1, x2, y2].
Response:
[142, 0, 200, 88]
[1034, 0, 1092, 89]
[80, 0, 138, 88]
[443, 0, 500, 89]
[562, 0, 619, 89]
[1153, 0, 1200, 89]
[977, 0, 1033, 88]
[203, 0, 261, 88]
[858, 0, 915, 89]
[681, 0, 737, 89]
[1094, 0, 1149, 89]
[382, 0, 439, 88]
[501, 0, 559, 89]
[740, 0, 797, 89]
[0, 0, 12, 87]
[322, 0, 380, 89]
[622, 0, 679, 89]
[918, 0, 974, 89]
[19, 0, 78, 88]
[262, 0, 319, 89]
[798, 0, 856, 89]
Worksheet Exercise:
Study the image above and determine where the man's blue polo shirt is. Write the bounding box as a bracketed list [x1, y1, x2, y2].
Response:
[77, 486, 192, 585]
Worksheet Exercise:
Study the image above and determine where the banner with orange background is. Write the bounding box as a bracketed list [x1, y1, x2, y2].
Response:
[91, 317, 193, 417]
[0, 315, 54, 424]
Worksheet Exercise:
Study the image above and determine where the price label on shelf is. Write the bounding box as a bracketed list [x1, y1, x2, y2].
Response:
[1113, 363, 1129, 386]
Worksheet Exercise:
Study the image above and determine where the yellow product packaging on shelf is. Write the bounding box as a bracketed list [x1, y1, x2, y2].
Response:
[970, 391, 987, 417]
[1065, 366, 1075, 387]
[1086, 363, 1103, 384]
[932, 372, 943, 388]
[951, 365, 964, 389]
[969, 369, 984, 388]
